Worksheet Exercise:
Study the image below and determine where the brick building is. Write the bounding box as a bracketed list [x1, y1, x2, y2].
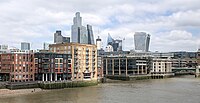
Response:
[34, 52, 71, 81]
[0, 50, 35, 82]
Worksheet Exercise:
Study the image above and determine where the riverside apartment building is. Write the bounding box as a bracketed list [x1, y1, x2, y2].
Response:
[0, 50, 35, 82]
[49, 43, 98, 81]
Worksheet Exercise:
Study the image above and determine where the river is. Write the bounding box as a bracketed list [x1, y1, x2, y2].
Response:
[1, 76, 200, 103]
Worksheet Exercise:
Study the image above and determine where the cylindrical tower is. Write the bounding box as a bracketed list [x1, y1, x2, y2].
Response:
[96, 36, 101, 50]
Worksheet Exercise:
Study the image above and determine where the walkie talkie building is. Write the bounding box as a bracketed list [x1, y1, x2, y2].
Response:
[134, 32, 150, 52]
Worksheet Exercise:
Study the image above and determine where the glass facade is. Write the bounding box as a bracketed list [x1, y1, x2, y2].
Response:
[87, 24, 94, 44]
[106, 34, 122, 51]
[134, 32, 150, 52]
[21, 42, 30, 50]
[71, 12, 94, 44]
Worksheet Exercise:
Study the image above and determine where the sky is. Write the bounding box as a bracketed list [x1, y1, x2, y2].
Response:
[0, 0, 200, 52]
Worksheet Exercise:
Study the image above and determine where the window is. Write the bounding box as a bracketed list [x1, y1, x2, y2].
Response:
[55, 59, 58, 63]
[39, 59, 41, 63]
[68, 60, 71, 63]
[60, 59, 63, 63]
[55, 64, 58, 68]
[60, 69, 63, 72]
[68, 69, 71, 72]
[15, 75, 18, 79]
[68, 55, 72, 59]
[23, 67, 25, 72]
[60, 64, 63, 68]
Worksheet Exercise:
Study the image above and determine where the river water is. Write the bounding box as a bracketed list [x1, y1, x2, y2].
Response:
[1, 76, 200, 103]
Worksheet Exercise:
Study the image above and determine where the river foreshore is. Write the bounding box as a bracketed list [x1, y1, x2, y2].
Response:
[0, 88, 44, 98]
[0, 80, 98, 98]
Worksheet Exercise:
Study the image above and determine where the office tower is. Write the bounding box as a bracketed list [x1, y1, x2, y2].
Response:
[71, 12, 88, 44]
[64, 37, 70, 43]
[87, 24, 94, 44]
[106, 34, 122, 51]
[43, 42, 50, 50]
[0, 45, 8, 50]
[107, 33, 114, 45]
[0, 45, 8, 54]
[54, 30, 70, 44]
[21, 42, 30, 50]
[113, 39, 122, 51]
[96, 36, 102, 50]
[134, 32, 150, 52]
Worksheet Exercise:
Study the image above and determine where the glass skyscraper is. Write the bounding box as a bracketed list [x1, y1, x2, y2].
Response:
[107, 33, 114, 45]
[21, 42, 30, 50]
[87, 24, 94, 44]
[106, 33, 122, 51]
[71, 12, 94, 44]
[71, 12, 87, 44]
[134, 32, 150, 52]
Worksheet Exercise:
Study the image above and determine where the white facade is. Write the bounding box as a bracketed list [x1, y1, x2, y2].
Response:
[152, 59, 172, 73]
[96, 36, 101, 50]
[96, 41, 101, 50]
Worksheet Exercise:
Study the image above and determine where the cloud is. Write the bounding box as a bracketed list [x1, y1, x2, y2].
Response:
[170, 10, 200, 27]
[0, 0, 199, 52]
[167, 30, 193, 40]
[151, 30, 199, 52]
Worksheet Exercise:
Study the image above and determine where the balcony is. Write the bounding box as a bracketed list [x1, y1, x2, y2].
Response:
[92, 70, 96, 73]
[74, 69, 79, 73]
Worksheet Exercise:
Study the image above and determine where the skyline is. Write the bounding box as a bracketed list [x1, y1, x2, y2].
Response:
[0, 0, 200, 52]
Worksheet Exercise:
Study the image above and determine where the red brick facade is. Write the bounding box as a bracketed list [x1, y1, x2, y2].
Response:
[0, 53, 35, 82]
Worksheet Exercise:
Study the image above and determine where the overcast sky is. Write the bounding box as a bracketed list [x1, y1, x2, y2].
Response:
[0, 0, 200, 52]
